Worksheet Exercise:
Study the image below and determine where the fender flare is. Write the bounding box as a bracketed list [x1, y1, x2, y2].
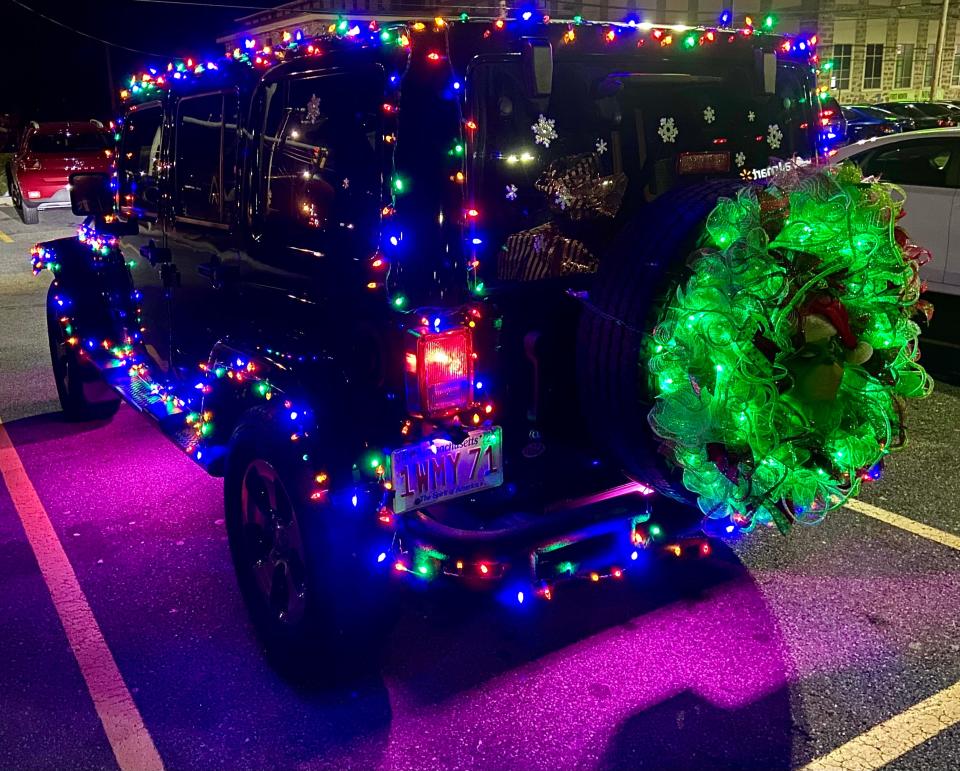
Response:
[196, 340, 356, 479]
[32, 231, 134, 349]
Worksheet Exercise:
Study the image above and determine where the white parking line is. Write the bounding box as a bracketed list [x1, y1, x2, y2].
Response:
[0, 418, 164, 771]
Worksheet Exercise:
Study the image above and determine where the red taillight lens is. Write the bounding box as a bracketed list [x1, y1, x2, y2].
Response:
[407, 328, 473, 417]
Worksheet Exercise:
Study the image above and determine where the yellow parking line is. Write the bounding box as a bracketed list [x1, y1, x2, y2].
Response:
[0, 419, 165, 771]
[0, 229, 13, 243]
[844, 498, 960, 552]
[799, 679, 960, 771]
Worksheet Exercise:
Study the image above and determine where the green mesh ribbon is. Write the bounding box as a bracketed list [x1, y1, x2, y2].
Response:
[646, 164, 933, 534]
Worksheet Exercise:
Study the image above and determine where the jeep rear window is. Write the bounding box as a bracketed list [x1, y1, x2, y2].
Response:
[28, 130, 109, 153]
[257, 67, 383, 257]
[468, 56, 817, 285]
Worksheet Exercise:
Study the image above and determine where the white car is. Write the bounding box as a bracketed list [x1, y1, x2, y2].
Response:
[833, 128, 960, 296]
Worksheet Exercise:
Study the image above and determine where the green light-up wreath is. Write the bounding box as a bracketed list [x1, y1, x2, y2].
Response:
[646, 163, 934, 534]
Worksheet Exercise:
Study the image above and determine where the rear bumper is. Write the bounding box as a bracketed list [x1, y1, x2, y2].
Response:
[25, 186, 71, 210]
[390, 481, 705, 591]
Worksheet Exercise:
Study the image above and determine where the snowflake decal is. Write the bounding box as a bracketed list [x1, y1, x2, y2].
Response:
[703, 106, 716, 124]
[341, 177, 350, 190]
[767, 123, 783, 150]
[658, 117, 678, 143]
[595, 138, 608, 154]
[747, 110, 756, 122]
[735, 151, 746, 168]
[531, 114, 558, 147]
[305, 93, 321, 124]
[505, 184, 518, 201]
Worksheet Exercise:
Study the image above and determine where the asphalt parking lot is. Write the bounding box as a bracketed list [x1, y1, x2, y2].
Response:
[0, 205, 958, 771]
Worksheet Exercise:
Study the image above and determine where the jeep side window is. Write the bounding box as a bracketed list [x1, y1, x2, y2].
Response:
[175, 90, 240, 224]
[118, 103, 163, 221]
[258, 68, 382, 256]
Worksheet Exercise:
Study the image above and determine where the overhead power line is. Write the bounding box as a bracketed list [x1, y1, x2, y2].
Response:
[7, 0, 172, 57]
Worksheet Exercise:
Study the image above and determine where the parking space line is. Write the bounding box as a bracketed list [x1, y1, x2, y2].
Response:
[844, 498, 960, 552]
[0, 419, 165, 771]
[799, 679, 960, 771]
[0, 229, 13, 243]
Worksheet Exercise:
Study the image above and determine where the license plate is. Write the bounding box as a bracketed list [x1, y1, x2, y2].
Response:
[391, 427, 503, 514]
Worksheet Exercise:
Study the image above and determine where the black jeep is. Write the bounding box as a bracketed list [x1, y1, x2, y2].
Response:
[34, 17, 822, 668]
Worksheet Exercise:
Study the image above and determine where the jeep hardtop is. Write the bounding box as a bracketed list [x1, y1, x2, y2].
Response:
[34, 16, 823, 667]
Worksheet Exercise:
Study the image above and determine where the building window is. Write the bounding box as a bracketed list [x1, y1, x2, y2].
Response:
[924, 43, 937, 86]
[832, 44, 853, 89]
[953, 46, 960, 86]
[864, 44, 884, 89]
[894, 43, 914, 88]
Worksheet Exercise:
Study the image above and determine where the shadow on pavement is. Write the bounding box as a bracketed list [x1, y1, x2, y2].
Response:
[375, 545, 795, 769]
[598, 687, 792, 771]
[0, 408, 119, 447]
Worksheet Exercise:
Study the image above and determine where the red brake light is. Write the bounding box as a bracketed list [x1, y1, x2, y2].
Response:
[407, 328, 474, 417]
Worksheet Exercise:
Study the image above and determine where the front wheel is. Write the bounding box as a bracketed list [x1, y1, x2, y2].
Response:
[224, 417, 395, 679]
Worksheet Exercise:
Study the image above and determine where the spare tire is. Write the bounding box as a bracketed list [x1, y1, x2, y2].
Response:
[578, 180, 744, 506]
[578, 167, 933, 535]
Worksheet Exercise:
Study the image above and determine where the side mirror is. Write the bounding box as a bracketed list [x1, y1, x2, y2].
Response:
[69, 172, 113, 216]
[521, 38, 553, 99]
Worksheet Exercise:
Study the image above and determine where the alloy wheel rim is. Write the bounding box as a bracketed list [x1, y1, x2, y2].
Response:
[239, 459, 308, 627]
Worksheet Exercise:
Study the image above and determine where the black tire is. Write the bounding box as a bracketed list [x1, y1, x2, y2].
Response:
[46, 284, 112, 420]
[20, 202, 39, 224]
[3, 163, 14, 205]
[578, 180, 747, 506]
[224, 412, 395, 680]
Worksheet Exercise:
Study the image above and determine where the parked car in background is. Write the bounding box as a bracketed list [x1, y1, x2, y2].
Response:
[841, 105, 911, 141]
[875, 102, 955, 130]
[819, 96, 847, 146]
[833, 128, 960, 295]
[6, 120, 112, 224]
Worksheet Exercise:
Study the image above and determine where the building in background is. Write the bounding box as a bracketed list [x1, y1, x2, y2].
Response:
[218, 0, 960, 104]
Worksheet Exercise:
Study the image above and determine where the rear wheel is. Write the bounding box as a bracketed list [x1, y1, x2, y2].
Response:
[225, 416, 395, 680]
[579, 180, 746, 505]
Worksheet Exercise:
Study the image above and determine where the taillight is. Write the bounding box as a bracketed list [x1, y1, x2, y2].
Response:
[405, 327, 474, 417]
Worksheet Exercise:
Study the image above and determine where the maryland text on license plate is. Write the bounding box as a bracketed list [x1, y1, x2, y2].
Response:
[391, 427, 503, 513]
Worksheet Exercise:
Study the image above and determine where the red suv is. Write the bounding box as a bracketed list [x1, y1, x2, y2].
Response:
[7, 120, 112, 224]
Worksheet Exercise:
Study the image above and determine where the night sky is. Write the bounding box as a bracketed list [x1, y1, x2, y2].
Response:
[1, 0, 266, 123]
